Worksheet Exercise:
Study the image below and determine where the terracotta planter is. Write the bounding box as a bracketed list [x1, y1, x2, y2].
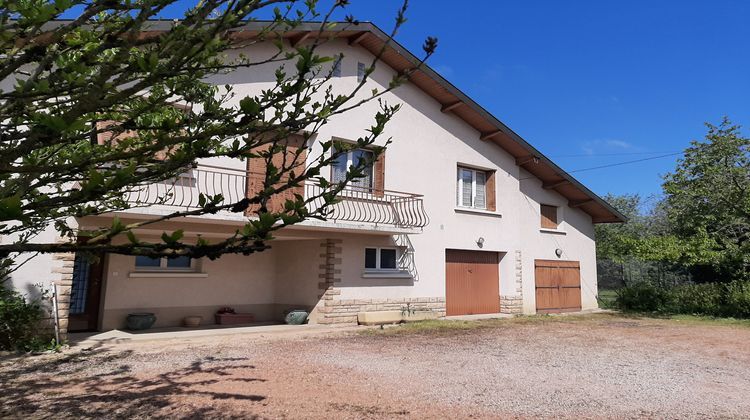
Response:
[183, 316, 202, 328]
[215, 313, 255, 325]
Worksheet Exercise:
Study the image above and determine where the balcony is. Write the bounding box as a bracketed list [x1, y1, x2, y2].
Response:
[124, 165, 429, 230]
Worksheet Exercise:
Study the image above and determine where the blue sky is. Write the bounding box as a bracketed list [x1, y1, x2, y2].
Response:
[126, 1, 750, 199]
[325, 1, 750, 199]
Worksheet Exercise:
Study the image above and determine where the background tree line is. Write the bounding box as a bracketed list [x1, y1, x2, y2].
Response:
[597, 118, 750, 316]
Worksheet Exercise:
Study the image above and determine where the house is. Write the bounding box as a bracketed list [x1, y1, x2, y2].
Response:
[6, 22, 625, 334]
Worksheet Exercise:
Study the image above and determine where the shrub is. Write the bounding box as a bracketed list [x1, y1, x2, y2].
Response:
[664, 282, 723, 316]
[615, 282, 667, 312]
[0, 284, 48, 351]
[724, 280, 750, 318]
[614, 280, 750, 319]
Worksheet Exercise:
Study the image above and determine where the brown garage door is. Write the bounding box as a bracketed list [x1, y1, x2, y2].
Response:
[534, 260, 581, 313]
[445, 250, 500, 316]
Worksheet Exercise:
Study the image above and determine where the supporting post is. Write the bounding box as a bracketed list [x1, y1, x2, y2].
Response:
[51, 283, 60, 346]
[543, 180, 570, 189]
[348, 32, 369, 45]
[569, 199, 594, 208]
[480, 130, 502, 141]
[441, 101, 463, 113]
[515, 155, 538, 166]
[289, 31, 312, 47]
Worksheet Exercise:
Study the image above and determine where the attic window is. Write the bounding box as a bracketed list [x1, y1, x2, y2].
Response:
[540, 204, 559, 229]
[332, 54, 342, 77]
[357, 62, 366, 82]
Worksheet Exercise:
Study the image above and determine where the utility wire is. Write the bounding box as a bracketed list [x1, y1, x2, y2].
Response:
[519, 151, 682, 181]
[566, 152, 682, 174]
[550, 150, 682, 158]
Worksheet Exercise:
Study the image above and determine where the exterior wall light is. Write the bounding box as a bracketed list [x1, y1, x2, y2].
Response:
[477, 237, 485, 248]
[555, 248, 563, 257]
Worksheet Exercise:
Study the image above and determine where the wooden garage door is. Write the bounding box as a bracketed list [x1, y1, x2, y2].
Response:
[535, 260, 581, 314]
[445, 250, 500, 316]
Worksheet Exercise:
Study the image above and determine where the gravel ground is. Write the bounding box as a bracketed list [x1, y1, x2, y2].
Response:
[2, 313, 749, 419]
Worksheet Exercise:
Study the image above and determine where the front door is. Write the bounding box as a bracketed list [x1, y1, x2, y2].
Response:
[68, 253, 105, 332]
[445, 250, 501, 316]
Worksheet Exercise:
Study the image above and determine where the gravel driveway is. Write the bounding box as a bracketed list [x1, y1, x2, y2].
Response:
[2, 313, 749, 419]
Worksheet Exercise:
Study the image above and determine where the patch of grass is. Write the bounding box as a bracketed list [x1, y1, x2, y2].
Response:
[643, 313, 750, 328]
[359, 319, 489, 336]
[359, 311, 750, 337]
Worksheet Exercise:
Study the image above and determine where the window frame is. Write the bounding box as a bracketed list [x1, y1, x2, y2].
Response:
[364, 247, 399, 271]
[331, 145, 375, 190]
[134, 255, 196, 272]
[456, 166, 488, 210]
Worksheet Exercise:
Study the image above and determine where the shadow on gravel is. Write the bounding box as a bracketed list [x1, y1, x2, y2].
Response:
[0, 342, 266, 419]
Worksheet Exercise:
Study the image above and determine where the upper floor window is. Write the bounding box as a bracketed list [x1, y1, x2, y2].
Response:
[332, 146, 374, 189]
[135, 255, 193, 271]
[457, 167, 487, 209]
[540, 204, 559, 229]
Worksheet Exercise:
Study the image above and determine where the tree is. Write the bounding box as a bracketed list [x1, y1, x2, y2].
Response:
[0, 0, 437, 274]
[661, 117, 750, 281]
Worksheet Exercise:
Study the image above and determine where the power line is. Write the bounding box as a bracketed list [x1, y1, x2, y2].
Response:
[550, 150, 682, 158]
[566, 152, 682, 174]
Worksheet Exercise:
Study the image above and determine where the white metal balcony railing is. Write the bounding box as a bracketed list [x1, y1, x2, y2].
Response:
[125, 165, 429, 229]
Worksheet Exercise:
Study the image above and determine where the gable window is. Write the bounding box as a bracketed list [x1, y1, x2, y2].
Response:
[135, 255, 194, 271]
[332, 54, 343, 77]
[540, 204, 559, 229]
[332, 145, 374, 189]
[457, 167, 489, 209]
[364, 247, 398, 270]
[357, 62, 366, 82]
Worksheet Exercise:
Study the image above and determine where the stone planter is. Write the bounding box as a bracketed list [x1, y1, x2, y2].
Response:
[215, 313, 255, 325]
[183, 316, 202, 328]
[126, 313, 156, 330]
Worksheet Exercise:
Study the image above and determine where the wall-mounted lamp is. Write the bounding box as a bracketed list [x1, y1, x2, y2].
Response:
[555, 248, 563, 258]
[476, 237, 485, 248]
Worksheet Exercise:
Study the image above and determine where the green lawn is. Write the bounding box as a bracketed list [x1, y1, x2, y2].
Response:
[360, 312, 750, 337]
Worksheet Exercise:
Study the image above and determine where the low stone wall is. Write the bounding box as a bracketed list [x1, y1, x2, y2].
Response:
[318, 297, 446, 324]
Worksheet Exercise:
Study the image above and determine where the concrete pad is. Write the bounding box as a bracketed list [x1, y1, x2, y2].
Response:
[69, 322, 361, 348]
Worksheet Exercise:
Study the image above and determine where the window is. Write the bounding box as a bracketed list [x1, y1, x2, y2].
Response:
[364, 247, 398, 270]
[331, 145, 374, 189]
[332, 54, 343, 77]
[357, 62, 366, 82]
[457, 167, 487, 209]
[540, 204, 558, 229]
[135, 255, 194, 271]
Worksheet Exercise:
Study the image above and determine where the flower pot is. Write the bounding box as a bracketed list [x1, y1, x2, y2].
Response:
[126, 313, 156, 330]
[284, 309, 308, 325]
[183, 316, 202, 328]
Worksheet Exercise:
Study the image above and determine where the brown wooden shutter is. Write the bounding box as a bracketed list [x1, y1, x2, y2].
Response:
[540, 204, 558, 229]
[373, 150, 385, 197]
[246, 135, 308, 215]
[485, 170, 496, 211]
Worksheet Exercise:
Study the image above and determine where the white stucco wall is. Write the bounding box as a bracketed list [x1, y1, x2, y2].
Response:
[4, 37, 601, 323]
[195, 39, 599, 311]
